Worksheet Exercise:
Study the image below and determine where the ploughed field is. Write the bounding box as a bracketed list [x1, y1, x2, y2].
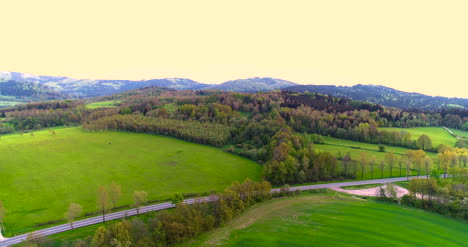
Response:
[0, 128, 262, 235]
[182, 193, 468, 247]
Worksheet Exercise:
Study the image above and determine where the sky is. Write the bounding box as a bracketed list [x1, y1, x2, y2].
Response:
[0, 0, 467, 98]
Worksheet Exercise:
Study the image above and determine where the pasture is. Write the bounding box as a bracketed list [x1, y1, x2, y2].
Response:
[449, 128, 468, 139]
[312, 136, 434, 179]
[182, 193, 468, 247]
[379, 127, 458, 147]
[85, 100, 122, 109]
[0, 128, 262, 235]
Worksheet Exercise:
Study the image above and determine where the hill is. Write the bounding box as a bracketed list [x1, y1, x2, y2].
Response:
[284, 84, 468, 110]
[0, 71, 208, 98]
[0, 80, 67, 107]
[208, 77, 297, 92]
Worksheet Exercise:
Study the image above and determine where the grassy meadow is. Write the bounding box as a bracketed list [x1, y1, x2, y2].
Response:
[449, 128, 468, 139]
[379, 127, 458, 147]
[85, 100, 122, 109]
[181, 193, 468, 247]
[0, 128, 262, 235]
[312, 136, 434, 179]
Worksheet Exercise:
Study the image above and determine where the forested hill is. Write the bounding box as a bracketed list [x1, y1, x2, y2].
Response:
[0, 71, 208, 98]
[0, 72, 297, 97]
[284, 84, 468, 110]
[208, 77, 297, 92]
[0, 80, 67, 103]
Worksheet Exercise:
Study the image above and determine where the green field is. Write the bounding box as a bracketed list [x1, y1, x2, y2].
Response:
[311, 136, 435, 179]
[0, 128, 262, 235]
[449, 128, 468, 139]
[379, 127, 458, 147]
[85, 100, 122, 109]
[314, 136, 434, 159]
[182, 193, 468, 247]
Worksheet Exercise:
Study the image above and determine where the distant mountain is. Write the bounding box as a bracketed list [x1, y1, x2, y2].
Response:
[0, 80, 67, 106]
[0, 71, 208, 98]
[2, 71, 467, 111]
[208, 77, 297, 92]
[284, 84, 468, 110]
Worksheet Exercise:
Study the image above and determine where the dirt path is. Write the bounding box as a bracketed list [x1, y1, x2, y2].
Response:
[332, 184, 410, 198]
[443, 126, 461, 139]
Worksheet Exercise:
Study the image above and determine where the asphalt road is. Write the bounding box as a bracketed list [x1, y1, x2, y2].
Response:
[0, 175, 424, 247]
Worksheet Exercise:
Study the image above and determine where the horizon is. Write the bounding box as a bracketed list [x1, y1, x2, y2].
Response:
[3, 70, 463, 99]
[1, 0, 467, 98]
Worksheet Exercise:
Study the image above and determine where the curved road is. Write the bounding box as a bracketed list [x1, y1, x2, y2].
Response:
[0, 175, 426, 247]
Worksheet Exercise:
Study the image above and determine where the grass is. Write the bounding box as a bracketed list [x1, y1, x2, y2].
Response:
[379, 127, 458, 147]
[341, 184, 384, 190]
[85, 100, 122, 109]
[314, 136, 436, 160]
[448, 128, 468, 139]
[312, 135, 435, 179]
[180, 193, 468, 247]
[0, 127, 262, 236]
[394, 181, 410, 189]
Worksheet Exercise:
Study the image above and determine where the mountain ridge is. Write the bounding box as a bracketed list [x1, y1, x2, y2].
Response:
[1, 71, 467, 110]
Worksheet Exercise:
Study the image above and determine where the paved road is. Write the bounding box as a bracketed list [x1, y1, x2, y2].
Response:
[0, 175, 425, 247]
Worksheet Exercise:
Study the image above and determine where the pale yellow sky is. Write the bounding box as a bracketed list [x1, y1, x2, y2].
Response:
[1, 0, 467, 98]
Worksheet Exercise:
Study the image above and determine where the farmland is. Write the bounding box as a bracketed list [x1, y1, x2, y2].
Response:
[181, 193, 468, 247]
[85, 100, 121, 109]
[379, 127, 458, 147]
[0, 128, 262, 235]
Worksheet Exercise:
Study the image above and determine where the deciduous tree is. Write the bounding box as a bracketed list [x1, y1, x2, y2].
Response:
[97, 186, 110, 223]
[110, 182, 122, 209]
[133, 191, 148, 215]
[65, 203, 83, 229]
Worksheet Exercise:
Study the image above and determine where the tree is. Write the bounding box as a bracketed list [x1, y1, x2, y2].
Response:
[369, 156, 376, 179]
[406, 150, 426, 176]
[133, 191, 148, 215]
[111, 220, 132, 247]
[0, 200, 5, 236]
[91, 226, 107, 247]
[385, 152, 397, 177]
[398, 156, 405, 177]
[171, 193, 185, 205]
[462, 122, 468, 131]
[438, 151, 452, 178]
[359, 152, 368, 179]
[343, 152, 351, 177]
[404, 156, 412, 180]
[109, 182, 122, 209]
[385, 183, 397, 199]
[97, 186, 110, 223]
[423, 156, 433, 178]
[379, 160, 385, 178]
[417, 134, 432, 151]
[65, 203, 83, 229]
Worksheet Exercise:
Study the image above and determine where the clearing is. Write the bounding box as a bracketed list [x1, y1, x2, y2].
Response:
[85, 100, 122, 109]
